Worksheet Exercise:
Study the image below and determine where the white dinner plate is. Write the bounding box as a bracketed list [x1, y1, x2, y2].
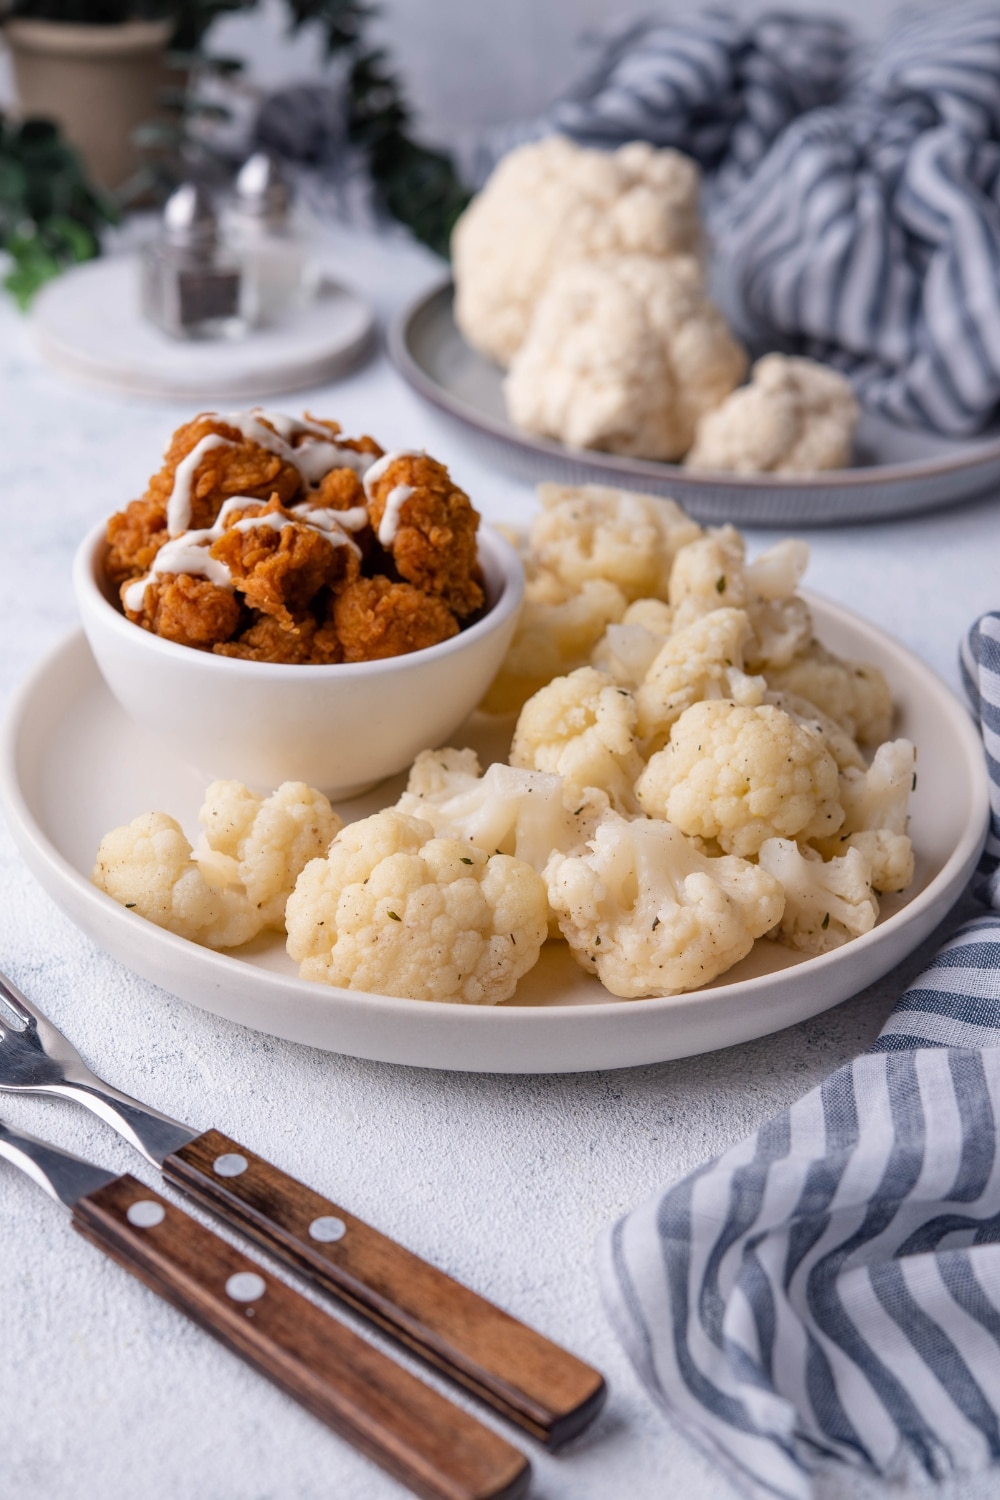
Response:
[0, 607, 989, 1074]
[388, 282, 1000, 528]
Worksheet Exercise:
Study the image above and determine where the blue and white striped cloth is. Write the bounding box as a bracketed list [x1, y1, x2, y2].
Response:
[467, 5, 1000, 436]
[598, 614, 1000, 1499]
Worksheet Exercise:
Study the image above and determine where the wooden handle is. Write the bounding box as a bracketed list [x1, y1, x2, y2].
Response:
[163, 1129, 606, 1447]
[73, 1174, 530, 1500]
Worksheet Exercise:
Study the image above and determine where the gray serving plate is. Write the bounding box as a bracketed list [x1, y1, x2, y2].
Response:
[389, 280, 1000, 527]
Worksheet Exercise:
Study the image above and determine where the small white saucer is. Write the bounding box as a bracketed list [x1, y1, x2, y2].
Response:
[0, 603, 988, 1073]
[32, 254, 374, 401]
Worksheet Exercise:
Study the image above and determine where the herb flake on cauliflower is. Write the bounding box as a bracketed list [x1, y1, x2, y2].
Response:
[285, 809, 549, 1005]
[545, 811, 785, 997]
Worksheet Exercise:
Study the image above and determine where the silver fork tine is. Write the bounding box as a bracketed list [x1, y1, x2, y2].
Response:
[0, 969, 35, 1028]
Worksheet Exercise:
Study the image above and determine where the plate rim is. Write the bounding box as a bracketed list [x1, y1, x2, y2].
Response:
[0, 615, 990, 1071]
[388, 279, 1000, 494]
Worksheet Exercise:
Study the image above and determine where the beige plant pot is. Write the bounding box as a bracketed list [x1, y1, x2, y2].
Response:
[5, 17, 174, 190]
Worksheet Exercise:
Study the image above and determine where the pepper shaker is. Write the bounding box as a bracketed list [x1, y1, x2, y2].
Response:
[224, 152, 314, 326]
[141, 183, 254, 340]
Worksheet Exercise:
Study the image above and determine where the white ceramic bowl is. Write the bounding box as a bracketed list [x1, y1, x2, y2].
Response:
[73, 518, 524, 799]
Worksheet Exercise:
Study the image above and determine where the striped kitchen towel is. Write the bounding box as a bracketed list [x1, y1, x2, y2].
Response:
[465, 4, 1000, 436]
[598, 614, 1000, 1499]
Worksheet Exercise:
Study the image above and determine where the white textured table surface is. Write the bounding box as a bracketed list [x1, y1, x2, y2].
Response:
[1, 227, 999, 1500]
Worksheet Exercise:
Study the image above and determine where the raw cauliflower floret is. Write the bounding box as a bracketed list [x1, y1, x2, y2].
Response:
[480, 570, 626, 715]
[505, 254, 746, 461]
[758, 838, 878, 953]
[529, 483, 702, 602]
[635, 607, 766, 753]
[285, 810, 548, 1005]
[812, 739, 916, 893]
[511, 667, 645, 813]
[93, 812, 264, 949]
[395, 747, 605, 876]
[669, 527, 812, 669]
[636, 700, 844, 857]
[194, 780, 342, 927]
[453, 135, 702, 368]
[545, 811, 785, 997]
[765, 640, 893, 748]
[685, 354, 859, 474]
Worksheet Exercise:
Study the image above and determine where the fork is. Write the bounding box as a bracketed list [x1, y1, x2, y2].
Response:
[0, 967, 605, 1448]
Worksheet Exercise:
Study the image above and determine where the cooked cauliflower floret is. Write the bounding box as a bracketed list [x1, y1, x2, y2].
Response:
[669, 527, 812, 669]
[764, 689, 866, 773]
[635, 608, 766, 753]
[194, 780, 341, 927]
[685, 354, 859, 474]
[511, 667, 645, 813]
[481, 571, 626, 715]
[591, 605, 675, 688]
[636, 700, 844, 857]
[285, 810, 548, 1004]
[765, 640, 893, 748]
[530, 483, 701, 602]
[545, 811, 785, 997]
[758, 839, 878, 953]
[812, 739, 916, 893]
[505, 254, 746, 461]
[395, 747, 606, 875]
[453, 135, 702, 368]
[93, 812, 264, 949]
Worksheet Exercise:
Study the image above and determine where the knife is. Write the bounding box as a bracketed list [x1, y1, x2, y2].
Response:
[0, 1115, 530, 1500]
[0, 968, 606, 1447]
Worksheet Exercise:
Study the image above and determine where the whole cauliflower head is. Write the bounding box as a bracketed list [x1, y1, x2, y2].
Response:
[510, 666, 645, 813]
[93, 812, 265, 949]
[685, 353, 859, 474]
[530, 483, 701, 602]
[505, 254, 747, 461]
[636, 700, 844, 857]
[635, 607, 766, 752]
[765, 640, 893, 748]
[545, 811, 785, 997]
[480, 570, 626, 716]
[195, 780, 342, 927]
[758, 838, 878, 954]
[285, 810, 549, 1005]
[453, 135, 702, 367]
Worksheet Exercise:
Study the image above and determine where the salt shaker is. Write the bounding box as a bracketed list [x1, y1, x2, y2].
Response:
[141, 183, 253, 340]
[225, 152, 313, 325]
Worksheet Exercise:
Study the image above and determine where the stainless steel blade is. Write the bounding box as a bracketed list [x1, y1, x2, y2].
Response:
[0, 969, 197, 1167]
[0, 1117, 118, 1209]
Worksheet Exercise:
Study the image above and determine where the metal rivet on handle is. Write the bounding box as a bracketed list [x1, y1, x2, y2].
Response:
[308, 1215, 347, 1243]
[213, 1152, 248, 1178]
[126, 1200, 165, 1228]
[225, 1272, 266, 1303]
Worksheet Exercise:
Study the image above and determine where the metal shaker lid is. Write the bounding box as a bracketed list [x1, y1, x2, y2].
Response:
[234, 152, 291, 223]
[162, 182, 219, 250]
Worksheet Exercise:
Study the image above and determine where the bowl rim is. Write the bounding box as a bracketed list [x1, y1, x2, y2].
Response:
[73, 516, 525, 678]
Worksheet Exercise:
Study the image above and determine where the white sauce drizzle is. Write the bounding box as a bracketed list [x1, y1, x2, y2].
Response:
[377, 485, 414, 547]
[125, 492, 366, 612]
[167, 434, 233, 536]
[362, 449, 423, 502]
[211, 409, 379, 486]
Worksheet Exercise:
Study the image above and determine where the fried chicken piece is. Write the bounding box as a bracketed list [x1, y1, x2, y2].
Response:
[210, 495, 361, 630]
[126, 574, 242, 651]
[312, 468, 366, 509]
[106, 496, 169, 585]
[147, 414, 303, 533]
[365, 454, 483, 618]
[333, 576, 459, 661]
[213, 612, 343, 664]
